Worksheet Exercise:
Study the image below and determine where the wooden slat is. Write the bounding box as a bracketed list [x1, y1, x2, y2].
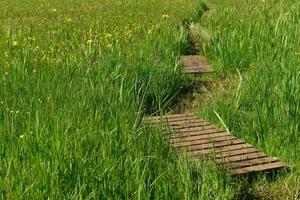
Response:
[144, 113, 288, 175]
[184, 66, 210, 70]
[216, 152, 267, 164]
[171, 132, 231, 143]
[189, 143, 253, 156]
[228, 157, 278, 169]
[172, 125, 217, 133]
[181, 139, 245, 152]
[167, 119, 207, 126]
[180, 55, 213, 74]
[214, 147, 259, 159]
[192, 147, 259, 160]
[185, 68, 213, 73]
[229, 162, 287, 175]
[170, 129, 226, 139]
[163, 121, 211, 130]
[173, 135, 237, 148]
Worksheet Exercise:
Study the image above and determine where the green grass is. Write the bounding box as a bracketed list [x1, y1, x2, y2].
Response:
[0, 0, 238, 199]
[194, 0, 300, 199]
[0, 0, 299, 199]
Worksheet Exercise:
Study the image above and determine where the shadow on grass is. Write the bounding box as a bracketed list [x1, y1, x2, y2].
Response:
[170, 77, 213, 113]
[143, 2, 211, 115]
[233, 168, 290, 200]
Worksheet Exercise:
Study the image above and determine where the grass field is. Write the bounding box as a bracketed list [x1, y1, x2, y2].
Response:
[0, 0, 299, 199]
[197, 0, 300, 199]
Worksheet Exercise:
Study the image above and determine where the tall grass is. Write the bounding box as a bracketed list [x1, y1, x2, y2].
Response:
[0, 0, 239, 199]
[196, 0, 300, 198]
[2, 0, 298, 199]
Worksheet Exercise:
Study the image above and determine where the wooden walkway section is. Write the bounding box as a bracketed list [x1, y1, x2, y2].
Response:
[180, 55, 213, 74]
[144, 113, 287, 175]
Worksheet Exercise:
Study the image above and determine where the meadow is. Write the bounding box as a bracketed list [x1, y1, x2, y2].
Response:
[197, 0, 300, 199]
[0, 0, 299, 199]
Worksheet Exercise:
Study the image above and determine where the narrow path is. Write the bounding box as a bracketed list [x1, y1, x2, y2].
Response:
[144, 113, 287, 175]
[143, 15, 288, 176]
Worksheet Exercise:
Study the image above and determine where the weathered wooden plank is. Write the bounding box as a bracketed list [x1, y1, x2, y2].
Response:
[214, 147, 259, 159]
[229, 162, 287, 175]
[163, 121, 211, 130]
[172, 125, 217, 133]
[171, 132, 231, 143]
[144, 113, 288, 175]
[170, 129, 226, 139]
[168, 119, 207, 126]
[216, 152, 267, 164]
[173, 135, 237, 148]
[181, 139, 245, 152]
[228, 157, 278, 169]
[189, 143, 253, 156]
[180, 55, 213, 74]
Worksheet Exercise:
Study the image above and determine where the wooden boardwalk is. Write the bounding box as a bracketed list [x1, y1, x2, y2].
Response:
[144, 113, 287, 175]
[180, 55, 213, 74]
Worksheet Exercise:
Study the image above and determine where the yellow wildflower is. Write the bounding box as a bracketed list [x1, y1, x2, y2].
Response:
[162, 14, 169, 19]
[12, 41, 18, 46]
[105, 33, 112, 39]
[87, 39, 93, 44]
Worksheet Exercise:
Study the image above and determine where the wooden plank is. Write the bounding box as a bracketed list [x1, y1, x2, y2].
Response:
[173, 135, 237, 148]
[189, 143, 253, 156]
[170, 129, 226, 139]
[152, 120, 211, 132]
[184, 66, 211, 70]
[216, 152, 267, 164]
[228, 157, 278, 169]
[172, 125, 217, 133]
[229, 162, 287, 175]
[157, 120, 209, 129]
[185, 68, 213, 73]
[143, 113, 288, 175]
[171, 132, 232, 143]
[180, 56, 209, 66]
[167, 119, 207, 126]
[192, 147, 259, 159]
[214, 147, 259, 159]
[163, 121, 211, 130]
[180, 55, 213, 74]
[180, 139, 245, 152]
